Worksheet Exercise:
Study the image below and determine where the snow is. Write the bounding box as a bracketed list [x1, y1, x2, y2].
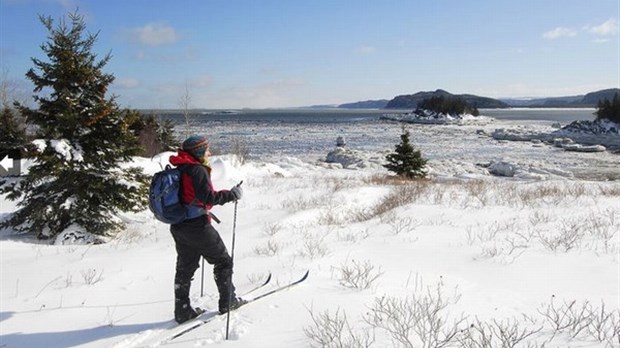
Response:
[1, 118, 619, 348]
[30, 139, 85, 162]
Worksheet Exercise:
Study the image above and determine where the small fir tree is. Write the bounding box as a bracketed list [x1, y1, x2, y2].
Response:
[594, 93, 620, 123]
[127, 111, 180, 157]
[384, 127, 428, 179]
[0, 106, 29, 153]
[0, 11, 148, 240]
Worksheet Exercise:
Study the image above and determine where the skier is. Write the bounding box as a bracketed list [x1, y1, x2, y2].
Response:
[168, 135, 245, 323]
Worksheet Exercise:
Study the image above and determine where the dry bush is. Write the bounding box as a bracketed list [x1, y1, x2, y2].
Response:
[538, 298, 620, 345]
[382, 213, 420, 235]
[529, 211, 555, 226]
[598, 184, 620, 197]
[336, 259, 383, 290]
[457, 317, 543, 348]
[336, 228, 371, 243]
[230, 136, 250, 164]
[80, 268, 104, 285]
[281, 195, 324, 212]
[537, 218, 585, 252]
[304, 307, 375, 348]
[462, 180, 493, 207]
[367, 181, 431, 219]
[253, 239, 281, 257]
[365, 283, 466, 348]
[262, 222, 283, 237]
[298, 231, 330, 259]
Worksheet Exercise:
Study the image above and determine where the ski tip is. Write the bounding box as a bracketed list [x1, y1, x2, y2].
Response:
[263, 273, 272, 285]
[300, 270, 310, 281]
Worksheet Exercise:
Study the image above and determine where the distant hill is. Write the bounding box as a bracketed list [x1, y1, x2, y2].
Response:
[323, 88, 620, 110]
[384, 89, 508, 109]
[501, 88, 620, 107]
[337, 100, 389, 109]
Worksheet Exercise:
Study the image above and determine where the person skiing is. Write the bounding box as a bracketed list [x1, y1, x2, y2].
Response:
[168, 135, 245, 323]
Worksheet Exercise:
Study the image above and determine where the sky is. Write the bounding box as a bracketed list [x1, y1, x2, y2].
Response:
[1, 0, 619, 109]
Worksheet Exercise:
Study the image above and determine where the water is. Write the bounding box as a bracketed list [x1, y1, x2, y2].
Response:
[157, 108, 604, 160]
[154, 107, 618, 180]
[156, 108, 597, 125]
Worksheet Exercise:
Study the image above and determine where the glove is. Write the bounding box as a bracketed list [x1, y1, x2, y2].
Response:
[230, 185, 243, 201]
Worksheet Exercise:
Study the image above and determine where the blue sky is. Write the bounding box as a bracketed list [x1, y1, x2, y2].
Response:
[1, 0, 618, 109]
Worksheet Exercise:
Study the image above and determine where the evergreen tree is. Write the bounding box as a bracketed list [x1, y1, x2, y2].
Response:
[158, 118, 179, 151]
[384, 127, 428, 179]
[127, 111, 180, 157]
[0, 11, 148, 240]
[0, 107, 29, 153]
[417, 96, 479, 116]
[595, 93, 620, 123]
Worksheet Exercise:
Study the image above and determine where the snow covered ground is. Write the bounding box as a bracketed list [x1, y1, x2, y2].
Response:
[1, 118, 619, 348]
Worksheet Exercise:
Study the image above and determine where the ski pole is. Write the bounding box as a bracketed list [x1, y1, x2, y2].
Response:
[226, 181, 242, 340]
[200, 258, 205, 297]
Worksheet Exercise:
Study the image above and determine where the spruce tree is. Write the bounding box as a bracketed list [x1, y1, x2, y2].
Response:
[0, 11, 148, 240]
[384, 127, 428, 179]
[0, 107, 28, 153]
[595, 93, 620, 123]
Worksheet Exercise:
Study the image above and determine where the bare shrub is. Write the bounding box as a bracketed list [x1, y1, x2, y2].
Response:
[372, 181, 430, 217]
[457, 317, 543, 348]
[80, 268, 104, 285]
[336, 259, 383, 290]
[463, 180, 492, 207]
[319, 203, 346, 226]
[346, 206, 375, 223]
[537, 218, 584, 252]
[598, 184, 620, 197]
[529, 211, 555, 226]
[465, 223, 500, 246]
[304, 307, 375, 348]
[263, 222, 283, 237]
[253, 239, 281, 257]
[387, 215, 419, 235]
[231, 136, 250, 164]
[538, 298, 593, 339]
[538, 298, 620, 344]
[281, 195, 323, 212]
[583, 209, 618, 253]
[298, 232, 330, 259]
[587, 302, 620, 344]
[337, 228, 371, 243]
[365, 283, 466, 348]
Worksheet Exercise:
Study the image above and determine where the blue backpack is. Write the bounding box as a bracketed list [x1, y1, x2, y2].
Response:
[148, 165, 204, 224]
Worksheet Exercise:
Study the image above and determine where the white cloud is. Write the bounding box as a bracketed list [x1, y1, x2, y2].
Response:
[587, 18, 619, 36]
[543, 27, 577, 39]
[126, 23, 179, 47]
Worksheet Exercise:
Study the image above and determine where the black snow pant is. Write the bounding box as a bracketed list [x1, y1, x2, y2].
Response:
[170, 215, 236, 310]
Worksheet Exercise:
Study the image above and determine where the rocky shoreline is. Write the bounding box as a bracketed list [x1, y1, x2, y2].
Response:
[491, 119, 620, 152]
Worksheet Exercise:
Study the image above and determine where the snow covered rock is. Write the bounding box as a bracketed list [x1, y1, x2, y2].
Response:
[325, 147, 369, 168]
[562, 144, 607, 152]
[492, 128, 548, 142]
[560, 119, 619, 135]
[324, 147, 385, 169]
[381, 110, 494, 125]
[485, 159, 574, 180]
[487, 160, 517, 177]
